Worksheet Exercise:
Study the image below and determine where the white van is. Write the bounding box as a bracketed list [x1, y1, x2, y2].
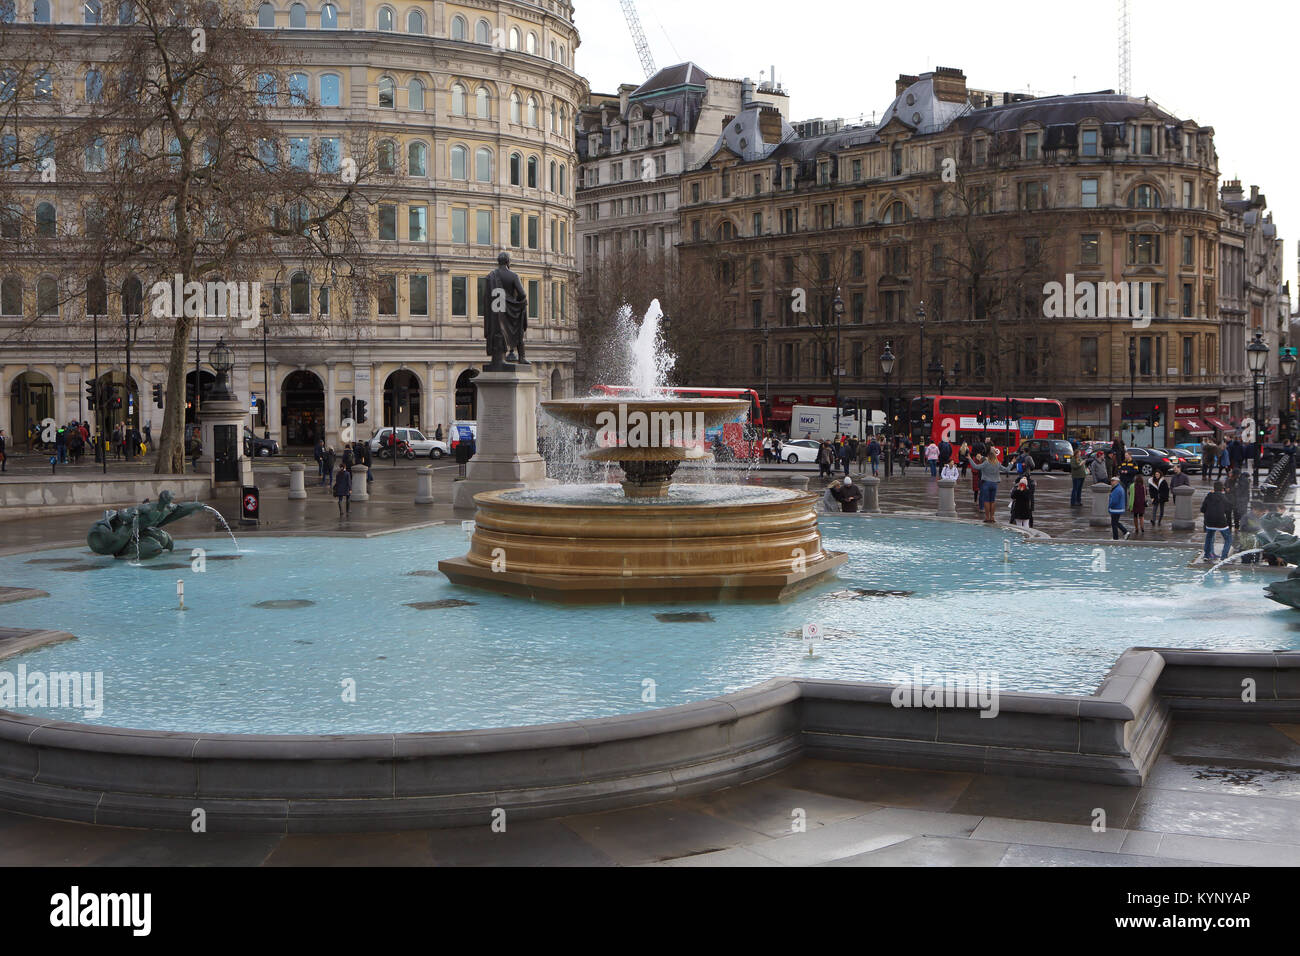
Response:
[790, 405, 884, 442]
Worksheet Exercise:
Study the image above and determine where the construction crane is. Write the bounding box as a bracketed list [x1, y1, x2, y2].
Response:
[1117, 0, 1131, 95]
[620, 0, 657, 80]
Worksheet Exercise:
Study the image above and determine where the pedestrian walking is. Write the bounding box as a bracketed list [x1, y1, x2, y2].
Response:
[1131, 473, 1147, 536]
[0, 427, 6, 472]
[1201, 481, 1232, 561]
[1149, 472, 1170, 527]
[1069, 449, 1087, 506]
[976, 452, 1001, 523]
[333, 460, 353, 515]
[925, 440, 939, 477]
[1217, 443, 1229, 481]
[314, 438, 325, 483]
[866, 436, 881, 477]
[970, 455, 982, 511]
[321, 446, 336, 487]
[838, 439, 852, 477]
[1108, 478, 1130, 540]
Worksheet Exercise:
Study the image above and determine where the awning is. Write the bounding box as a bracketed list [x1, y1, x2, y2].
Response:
[1204, 416, 1234, 432]
[1177, 418, 1211, 435]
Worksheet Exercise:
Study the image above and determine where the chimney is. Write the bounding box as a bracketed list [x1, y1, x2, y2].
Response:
[758, 106, 784, 144]
[742, 77, 753, 106]
[931, 66, 968, 103]
[895, 74, 920, 96]
[1250, 184, 1260, 203]
[1221, 180, 1243, 202]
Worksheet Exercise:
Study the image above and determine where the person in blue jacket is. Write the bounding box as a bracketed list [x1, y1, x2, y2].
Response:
[1108, 477, 1130, 540]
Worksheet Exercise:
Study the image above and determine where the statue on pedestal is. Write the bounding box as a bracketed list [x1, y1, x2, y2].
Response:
[481, 252, 529, 371]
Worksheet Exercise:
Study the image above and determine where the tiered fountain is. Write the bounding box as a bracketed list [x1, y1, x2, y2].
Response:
[439, 302, 846, 603]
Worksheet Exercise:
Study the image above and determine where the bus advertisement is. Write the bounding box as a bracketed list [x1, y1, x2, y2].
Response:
[910, 395, 1066, 459]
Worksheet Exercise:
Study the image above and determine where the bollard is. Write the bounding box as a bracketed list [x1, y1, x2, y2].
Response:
[350, 464, 370, 501]
[936, 477, 958, 518]
[1089, 482, 1111, 527]
[415, 466, 436, 505]
[1171, 484, 1195, 531]
[860, 476, 881, 513]
[287, 463, 307, 500]
[789, 475, 810, 492]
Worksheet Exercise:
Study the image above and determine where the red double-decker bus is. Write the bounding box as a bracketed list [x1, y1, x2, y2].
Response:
[909, 395, 1066, 459]
[590, 385, 765, 460]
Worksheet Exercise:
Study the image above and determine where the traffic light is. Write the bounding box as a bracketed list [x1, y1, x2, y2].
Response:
[1150, 403, 1161, 429]
[152, 383, 163, 408]
[842, 398, 857, 415]
[355, 399, 368, 424]
[85, 381, 96, 409]
[340, 397, 352, 420]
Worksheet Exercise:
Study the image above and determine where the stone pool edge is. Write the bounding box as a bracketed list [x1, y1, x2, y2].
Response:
[0, 647, 1296, 833]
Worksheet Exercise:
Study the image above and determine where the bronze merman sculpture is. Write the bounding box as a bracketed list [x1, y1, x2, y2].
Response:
[87, 491, 208, 560]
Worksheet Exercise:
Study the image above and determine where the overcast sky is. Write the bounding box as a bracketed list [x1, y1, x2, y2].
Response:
[574, 0, 1299, 296]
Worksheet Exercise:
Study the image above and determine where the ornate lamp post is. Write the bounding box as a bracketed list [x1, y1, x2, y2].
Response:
[208, 337, 235, 401]
[915, 301, 926, 447]
[1247, 331, 1270, 488]
[1127, 337, 1137, 445]
[1279, 347, 1296, 441]
[880, 340, 895, 477]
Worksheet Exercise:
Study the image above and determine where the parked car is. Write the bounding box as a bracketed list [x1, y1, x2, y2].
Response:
[369, 427, 449, 460]
[1126, 447, 1176, 476]
[1079, 440, 1112, 460]
[1154, 447, 1201, 473]
[1015, 438, 1075, 472]
[243, 427, 279, 457]
[781, 439, 821, 464]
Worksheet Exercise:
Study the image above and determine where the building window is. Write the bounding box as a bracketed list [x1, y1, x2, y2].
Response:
[882, 200, 907, 223]
[851, 158, 862, 181]
[377, 6, 394, 31]
[509, 213, 521, 247]
[320, 74, 340, 107]
[320, 4, 336, 28]
[973, 138, 987, 165]
[1019, 181, 1048, 210]
[1128, 234, 1160, 265]
[256, 2, 273, 27]
[527, 215, 538, 249]
[408, 79, 425, 112]
[931, 242, 944, 271]
[377, 140, 396, 174]
[377, 276, 397, 315]
[377, 76, 394, 109]
[1138, 125, 1154, 154]
[451, 276, 468, 315]
[1127, 184, 1160, 209]
[451, 208, 466, 243]
[1182, 283, 1193, 317]
[1181, 235, 1194, 267]
[407, 9, 424, 34]
[408, 205, 427, 242]
[407, 141, 427, 176]
[527, 155, 538, 188]
[528, 280, 540, 320]
[475, 147, 491, 182]
[475, 209, 491, 245]
[287, 2, 304, 27]
[408, 275, 428, 315]
[1080, 129, 1098, 157]
[853, 199, 865, 225]
[475, 18, 490, 44]
[1080, 178, 1098, 207]
[852, 292, 865, 324]
[378, 205, 396, 241]
[891, 144, 902, 175]
[450, 14, 467, 39]
[1080, 233, 1099, 265]
[1024, 131, 1039, 160]
[1182, 336, 1193, 376]
[1183, 180, 1194, 208]
[1080, 337, 1098, 377]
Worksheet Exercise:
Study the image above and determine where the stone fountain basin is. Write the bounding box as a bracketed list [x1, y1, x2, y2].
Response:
[541, 398, 749, 439]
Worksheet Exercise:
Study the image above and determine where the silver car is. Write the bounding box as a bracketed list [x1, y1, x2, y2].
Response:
[369, 427, 449, 460]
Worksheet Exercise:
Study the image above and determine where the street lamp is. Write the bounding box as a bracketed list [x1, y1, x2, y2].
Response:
[1127, 337, 1137, 445]
[832, 290, 845, 435]
[1279, 347, 1296, 441]
[208, 337, 235, 401]
[915, 302, 927, 448]
[880, 340, 896, 477]
[1247, 331, 1270, 488]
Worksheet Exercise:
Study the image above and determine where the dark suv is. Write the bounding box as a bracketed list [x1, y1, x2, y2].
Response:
[243, 427, 279, 457]
[1016, 438, 1075, 472]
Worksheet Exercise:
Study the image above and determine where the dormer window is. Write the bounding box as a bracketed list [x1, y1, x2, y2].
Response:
[1137, 125, 1155, 155]
[891, 144, 903, 175]
[1024, 132, 1040, 160]
[1080, 128, 1099, 157]
[973, 139, 987, 165]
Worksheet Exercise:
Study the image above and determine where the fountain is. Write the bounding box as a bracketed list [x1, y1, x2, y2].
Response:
[438, 300, 847, 603]
[86, 491, 209, 560]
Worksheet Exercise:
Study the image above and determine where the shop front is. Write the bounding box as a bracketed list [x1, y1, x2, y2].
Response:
[1066, 399, 1110, 442]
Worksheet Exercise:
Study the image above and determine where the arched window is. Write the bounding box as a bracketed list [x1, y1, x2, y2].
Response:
[256, 2, 273, 27]
[377, 6, 393, 31]
[559, 45, 565, 65]
[527, 155, 538, 188]
[475, 86, 489, 118]
[37, 276, 57, 316]
[550, 40, 557, 60]
[450, 144, 467, 180]
[508, 27, 519, 50]
[319, 73, 340, 107]
[118, 1, 134, 24]
[550, 102, 557, 130]
[407, 78, 424, 111]
[289, 2, 305, 27]
[510, 92, 521, 124]
[559, 164, 566, 196]
[378, 76, 394, 109]
[450, 83, 465, 116]
[290, 272, 310, 314]
[35, 201, 55, 237]
[882, 200, 908, 223]
[1128, 184, 1161, 209]
[377, 140, 396, 174]
[407, 9, 423, 33]
[288, 73, 309, 105]
[474, 147, 492, 183]
[86, 276, 107, 315]
[509, 152, 521, 186]
[560, 105, 567, 128]
[84, 137, 106, 172]
[408, 141, 427, 176]
[527, 96, 538, 127]
[320, 3, 336, 28]
[474, 18, 490, 44]
[549, 160, 556, 192]
[256, 72, 277, 105]
[84, 0, 101, 23]
[526, 32, 537, 55]
[0, 277, 21, 316]
[450, 14, 466, 40]
[121, 276, 143, 316]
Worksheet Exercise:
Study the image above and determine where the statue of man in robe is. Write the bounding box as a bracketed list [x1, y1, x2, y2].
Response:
[481, 252, 529, 370]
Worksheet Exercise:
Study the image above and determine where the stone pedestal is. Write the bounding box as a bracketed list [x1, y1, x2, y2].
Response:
[350, 465, 369, 501]
[452, 369, 553, 510]
[1172, 484, 1195, 530]
[789, 475, 809, 492]
[197, 397, 254, 490]
[1089, 482, 1112, 527]
[860, 476, 880, 513]
[415, 466, 436, 505]
[937, 478, 957, 517]
[287, 463, 307, 500]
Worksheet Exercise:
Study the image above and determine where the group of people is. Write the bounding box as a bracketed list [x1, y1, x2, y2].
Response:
[313, 438, 374, 516]
[21, 419, 148, 465]
[1198, 436, 1253, 481]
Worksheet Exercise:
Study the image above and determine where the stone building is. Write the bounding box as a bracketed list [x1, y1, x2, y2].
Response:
[0, 0, 584, 450]
[676, 67, 1281, 447]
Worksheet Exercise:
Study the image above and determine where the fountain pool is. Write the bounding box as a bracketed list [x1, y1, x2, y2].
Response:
[2, 517, 1294, 735]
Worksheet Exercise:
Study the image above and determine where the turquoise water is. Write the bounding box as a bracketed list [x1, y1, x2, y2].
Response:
[0, 517, 1294, 734]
